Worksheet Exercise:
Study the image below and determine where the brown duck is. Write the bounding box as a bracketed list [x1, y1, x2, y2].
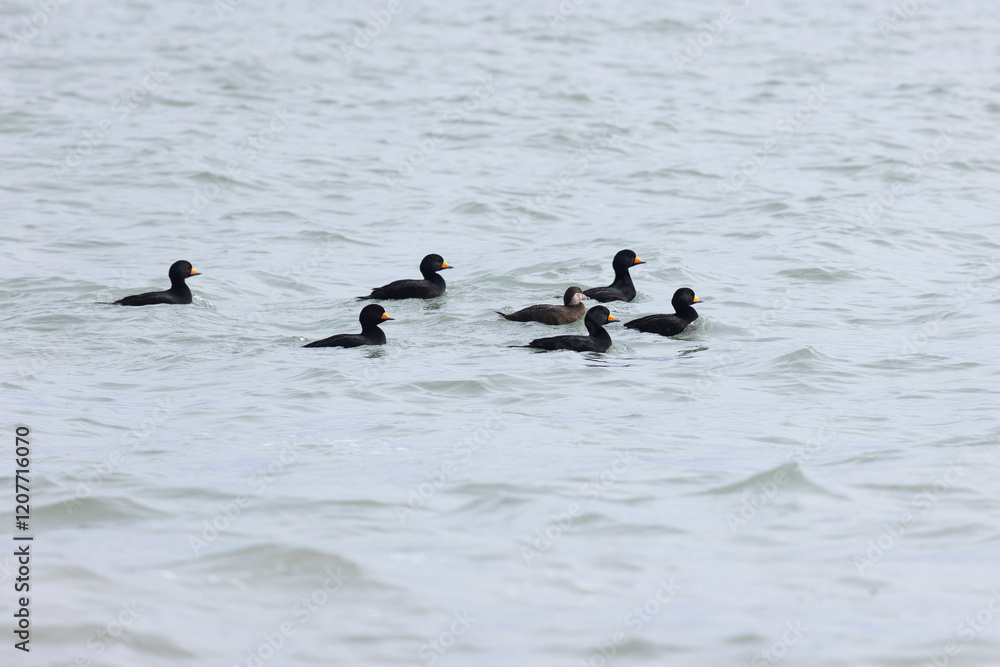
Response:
[497, 286, 589, 325]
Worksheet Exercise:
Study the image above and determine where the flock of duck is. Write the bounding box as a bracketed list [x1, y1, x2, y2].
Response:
[110, 250, 703, 353]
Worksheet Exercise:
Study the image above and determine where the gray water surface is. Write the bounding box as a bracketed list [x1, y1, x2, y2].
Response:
[3, 1, 1000, 665]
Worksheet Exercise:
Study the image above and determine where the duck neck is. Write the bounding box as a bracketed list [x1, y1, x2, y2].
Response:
[422, 269, 446, 284]
[168, 277, 191, 298]
[675, 305, 699, 323]
[360, 323, 386, 343]
[611, 268, 634, 290]
[586, 320, 610, 340]
[591, 327, 612, 349]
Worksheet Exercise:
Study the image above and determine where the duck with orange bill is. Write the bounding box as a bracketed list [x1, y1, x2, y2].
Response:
[513, 306, 619, 353]
[583, 249, 645, 302]
[358, 254, 452, 300]
[303, 304, 394, 348]
[624, 288, 702, 337]
[113, 260, 201, 306]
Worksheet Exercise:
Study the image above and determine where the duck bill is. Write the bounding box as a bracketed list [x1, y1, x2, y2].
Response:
[692, 296, 702, 303]
[440, 262, 452, 269]
[189, 269, 201, 276]
[633, 258, 645, 265]
[606, 315, 619, 323]
[381, 314, 394, 321]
